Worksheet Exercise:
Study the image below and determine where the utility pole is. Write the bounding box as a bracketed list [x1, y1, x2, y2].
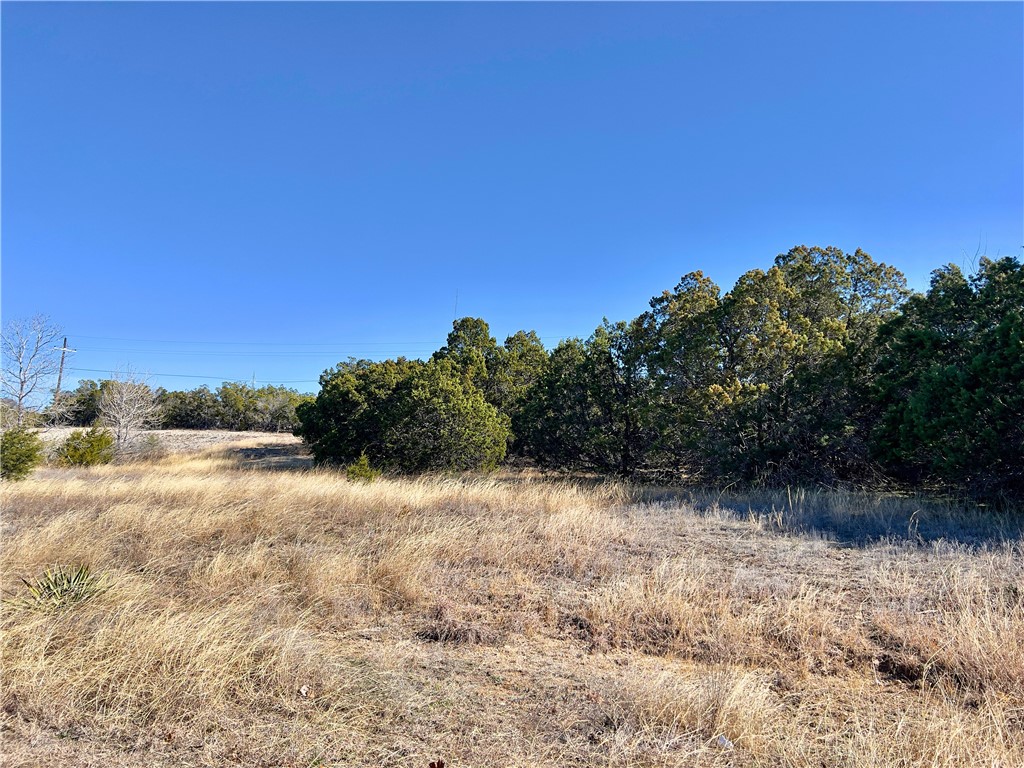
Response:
[52, 337, 76, 405]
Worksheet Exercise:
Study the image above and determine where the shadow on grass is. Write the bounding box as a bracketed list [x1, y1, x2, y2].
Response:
[233, 442, 314, 472]
[640, 485, 1024, 548]
[214, 451, 1023, 547]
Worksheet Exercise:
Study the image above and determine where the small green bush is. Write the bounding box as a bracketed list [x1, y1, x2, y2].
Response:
[6, 565, 108, 612]
[346, 452, 381, 482]
[55, 427, 115, 467]
[0, 428, 45, 481]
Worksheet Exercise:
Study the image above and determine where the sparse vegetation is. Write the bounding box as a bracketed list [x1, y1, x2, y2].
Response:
[2, 438, 1021, 766]
[0, 314, 63, 428]
[134, 433, 168, 462]
[98, 372, 159, 450]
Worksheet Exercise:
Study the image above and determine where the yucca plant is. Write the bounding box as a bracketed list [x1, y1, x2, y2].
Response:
[7, 565, 108, 612]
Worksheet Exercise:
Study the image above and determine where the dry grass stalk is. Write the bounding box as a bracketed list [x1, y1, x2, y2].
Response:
[2, 441, 1021, 766]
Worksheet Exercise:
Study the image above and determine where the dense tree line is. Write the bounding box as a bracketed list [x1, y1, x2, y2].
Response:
[56, 381, 311, 433]
[293, 325, 528, 472]
[297, 246, 1022, 498]
[872, 257, 1023, 497]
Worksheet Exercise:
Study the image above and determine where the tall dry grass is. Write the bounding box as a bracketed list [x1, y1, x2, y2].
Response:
[2, 444, 1021, 766]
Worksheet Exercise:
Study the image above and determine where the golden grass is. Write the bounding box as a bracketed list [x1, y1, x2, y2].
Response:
[2, 442, 1022, 766]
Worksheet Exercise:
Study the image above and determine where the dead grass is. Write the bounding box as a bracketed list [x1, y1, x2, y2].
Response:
[1, 439, 1021, 766]
[36, 428, 301, 455]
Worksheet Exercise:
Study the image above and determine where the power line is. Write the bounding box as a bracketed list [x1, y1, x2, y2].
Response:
[70, 332, 578, 346]
[63, 330, 587, 389]
[71, 346, 439, 357]
[71, 334, 445, 346]
[65, 367, 319, 385]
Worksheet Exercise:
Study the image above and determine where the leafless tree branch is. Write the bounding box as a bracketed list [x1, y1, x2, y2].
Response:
[98, 368, 159, 451]
[1, 315, 63, 428]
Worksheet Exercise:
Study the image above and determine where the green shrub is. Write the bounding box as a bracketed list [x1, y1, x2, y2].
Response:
[55, 427, 116, 467]
[6, 565, 108, 612]
[345, 452, 381, 482]
[0, 428, 45, 481]
[297, 357, 510, 474]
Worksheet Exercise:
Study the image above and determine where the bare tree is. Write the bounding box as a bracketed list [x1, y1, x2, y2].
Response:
[98, 370, 159, 451]
[1, 315, 63, 427]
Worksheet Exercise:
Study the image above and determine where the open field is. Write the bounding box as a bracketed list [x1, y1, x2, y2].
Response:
[2, 436, 1022, 767]
[35, 428, 304, 457]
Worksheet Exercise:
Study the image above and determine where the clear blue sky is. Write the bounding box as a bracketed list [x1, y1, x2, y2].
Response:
[3, 2, 1022, 393]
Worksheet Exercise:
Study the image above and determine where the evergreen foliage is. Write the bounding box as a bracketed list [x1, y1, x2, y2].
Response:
[388, 358, 510, 472]
[56, 380, 105, 426]
[54, 427, 116, 467]
[517, 320, 659, 476]
[0, 427, 45, 481]
[59, 380, 310, 433]
[432, 317, 500, 398]
[517, 246, 909, 483]
[295, 357, 423, 467]
[432, 319, 548, 454]
[157, 386, 222, 429]
[345, 452, 381, 482]
[116, 244, 1014, 499]
[296, 356, 509, 473]
[873, 257, 1023, 497]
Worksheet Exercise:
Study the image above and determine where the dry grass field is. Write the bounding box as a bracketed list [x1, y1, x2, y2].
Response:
[2, 435, 1022, 767]
[35, 428, 303, 458]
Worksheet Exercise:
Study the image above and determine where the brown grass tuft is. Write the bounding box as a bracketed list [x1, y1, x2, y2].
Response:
[2, 439, 1021, 766]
